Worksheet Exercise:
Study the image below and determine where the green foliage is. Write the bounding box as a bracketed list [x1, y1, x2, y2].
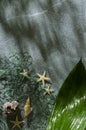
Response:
[0, 52, 55, 130]
[46, 60, 86, 130]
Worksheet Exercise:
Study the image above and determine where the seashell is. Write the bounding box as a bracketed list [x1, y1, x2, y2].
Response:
[3, 101, 19, 116]
[24, 98, 31, 117]
[11, 101, 19, 110]
[3, 102, 12, 114]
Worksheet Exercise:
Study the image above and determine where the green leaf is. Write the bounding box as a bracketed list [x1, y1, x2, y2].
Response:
[46, 60, 86, 130]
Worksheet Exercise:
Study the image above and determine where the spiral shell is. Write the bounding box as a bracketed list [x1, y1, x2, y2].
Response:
[24, 98, 31, 117]
[3, 102, 12, 113]
[11, 101, 19, 110]
[3, 101, 19, 116]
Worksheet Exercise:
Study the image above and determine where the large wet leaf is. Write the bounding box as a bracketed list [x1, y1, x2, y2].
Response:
[46, 60, 86, 130]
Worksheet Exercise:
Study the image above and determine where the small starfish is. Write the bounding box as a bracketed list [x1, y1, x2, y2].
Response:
[20, 69, 29, 79]
[43, 86, 54, 95]
[10, 116, 24, 129]
[37, 71, 51, 86]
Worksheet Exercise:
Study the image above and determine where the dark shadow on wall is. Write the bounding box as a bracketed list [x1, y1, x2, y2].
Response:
[0, 0, 67, 60]
[66, 0, 84, 55]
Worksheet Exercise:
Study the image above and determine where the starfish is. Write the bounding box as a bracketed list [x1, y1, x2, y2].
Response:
[43, 86, 54, 95]
[10, 116, 24, 129]
[20, 69, 29, 79]
[37, 71, 51, 86]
